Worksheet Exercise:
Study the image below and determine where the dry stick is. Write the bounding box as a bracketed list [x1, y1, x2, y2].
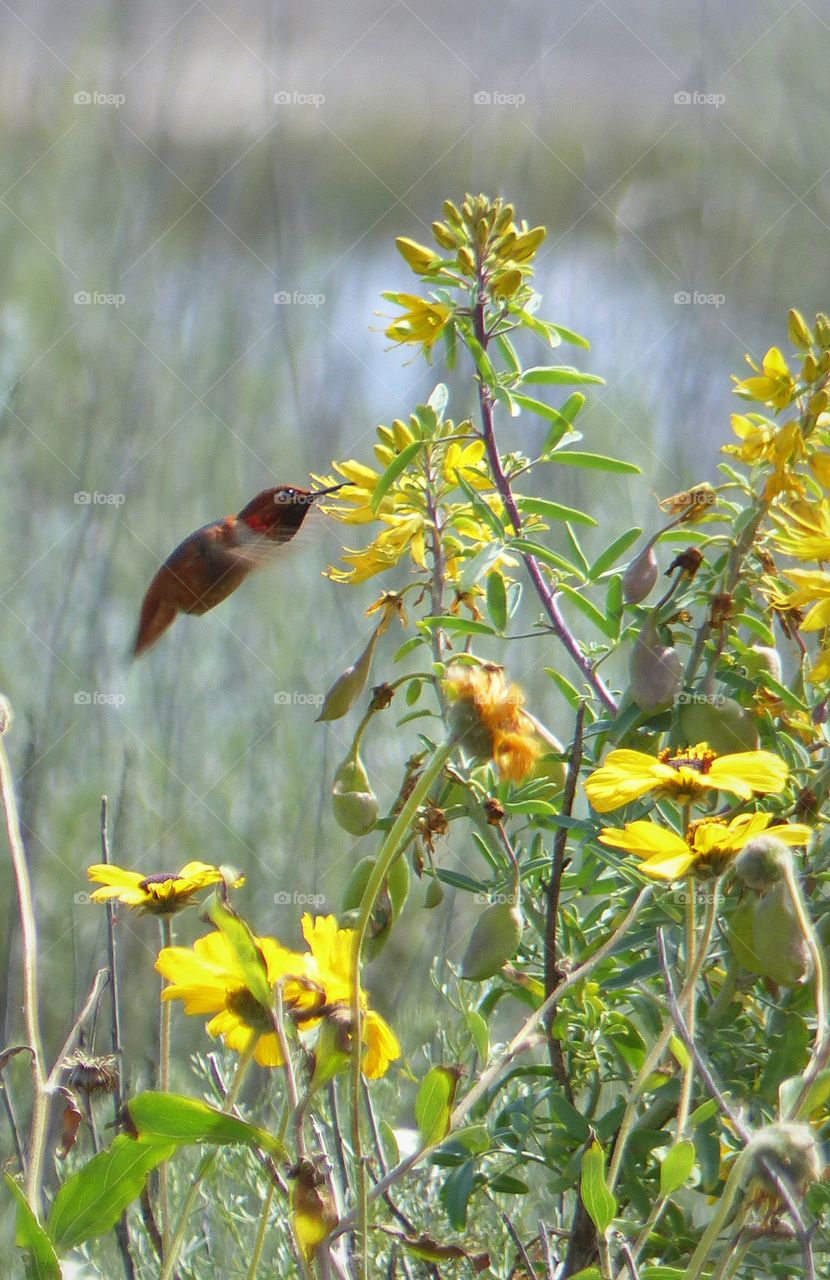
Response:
[0, 722, 47, 1217]
[333, 885, 651, 1240]
[655, 931, 816, 1280]
[469, 300, 617, 717]
[99, 796, 135, 1280]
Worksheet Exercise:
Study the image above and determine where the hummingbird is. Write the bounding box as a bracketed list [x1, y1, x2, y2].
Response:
[132, 483, 346, 659]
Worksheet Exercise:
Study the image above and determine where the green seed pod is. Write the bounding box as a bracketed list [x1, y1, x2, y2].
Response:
[750, 881, 812, 987]
[331, 751, 379, 836]
[622, 545, 658, 604]
[317, 626, 380, 721]
[342, 854, 410, 922]
[460, 903, 523, 981]
[746, 1122, 823, 1198]
[751, 645, 782, 684]
[424, 877, 444, 909]
[628, 616, 682, 714]
[678, 694, 759, 753]
[734, 836, 792, 890]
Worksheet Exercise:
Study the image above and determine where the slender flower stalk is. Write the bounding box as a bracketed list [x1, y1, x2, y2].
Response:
[0, 721, 47, 1218]
[158, 917, 173, 1252]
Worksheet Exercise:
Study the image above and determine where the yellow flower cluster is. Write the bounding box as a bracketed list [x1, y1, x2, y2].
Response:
[157, 914, 400, 1077]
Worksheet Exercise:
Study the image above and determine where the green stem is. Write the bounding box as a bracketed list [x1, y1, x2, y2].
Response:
[608, 885, 718, 1191]
[676, 868, 696, 1136]
[159, 917, 174, 1253]
[684, 1148, 753, 1280]
[245, 1182, 275, 1280]
[708, 1204, 753, 1280]
[350, 734, 456, 1280]
[0, 728, 47, 1218]
[781, 861, 829, 1118]
[158, 1037, 257, 1280]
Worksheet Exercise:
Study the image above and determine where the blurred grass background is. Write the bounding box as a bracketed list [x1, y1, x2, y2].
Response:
[1, 0, 828, 1081]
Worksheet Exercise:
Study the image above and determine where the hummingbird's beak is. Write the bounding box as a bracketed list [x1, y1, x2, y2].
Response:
[311, 482, 348, 499]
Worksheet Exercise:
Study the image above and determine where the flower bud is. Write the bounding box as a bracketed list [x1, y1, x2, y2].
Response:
[628, 616, 682, 714]
[678, 694, 759, 753]
[788, 308, 813, 350]
[511, 227, 546, 262]
[734, 836, 792, 889]
[622, 545, 658, 604]
[331, 750, 378, 836]
[746, 1122, 823, 1199]
[396, 236, 439, 274]
[432, 220, 459, 251]
[460, 903, 523, 980]
[490, 268, 523, 299]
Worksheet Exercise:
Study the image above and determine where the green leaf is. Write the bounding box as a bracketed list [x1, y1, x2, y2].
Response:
[580, 1140, 617, 1234]
[4, 1175, 62, 1280]
[427, 383, 448, 421]
[659, 1139, 696, 1195]
[548, 451, 641, 474]
[48, 1135, 176, 1251]
[509, 538, 587, 582]
[421, 615, 496, 637]
[516, 496, 596, 527]
[486, 572, 507, 632]
[128, 1092, 285, 1158]
[568, 1270, 603, 1280]
[513, 392, 572, 425]
[465, 332, 498, 385]
[370, 440, 423, 512]
[454, 472, 506, 537]
[464, 1010, 490, 1062]
[521, 365, 605, 386]
[207, 895, 273, 1010]
[547, 321, 591, 349]
[557, 583, 616, 637]
[544, 666, 582, 708]
[416, 1067, 458, 1147]
[486, 1173, 528, 1194]
[589, 528, 642, 579]
[780, 1068, 830, 1120]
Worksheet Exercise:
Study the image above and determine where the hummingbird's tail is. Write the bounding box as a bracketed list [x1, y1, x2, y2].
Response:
[132, 574, 179, 660]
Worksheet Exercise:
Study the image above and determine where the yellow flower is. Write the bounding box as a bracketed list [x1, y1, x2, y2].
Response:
[584, 743, 788, 814]
[156, 931, 316, 1066]
[733, 347, 797, 410]
[772, 498, 830, 561]
[600, 813, 812, 882]
[780, 569, 830, 630]
[443, 439, 491, 490]
[444, 662, 540, 782]
[384, 294, 451, 350]
[724, 416, 805, 499]
[156, 916, 401, 1078]
[87, 861, 243, 916]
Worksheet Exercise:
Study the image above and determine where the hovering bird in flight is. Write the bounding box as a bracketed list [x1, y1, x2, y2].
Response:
[132, 483, 345, 658]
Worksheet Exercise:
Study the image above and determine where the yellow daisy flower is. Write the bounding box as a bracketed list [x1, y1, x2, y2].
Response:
[444, 662, 540, 782]
[583, 743, 788, 814]
[86, 861, 243, 916]
[599, 813, 812, 882]
[156, 916, 401, 1078]
[156, 931, 316, 1067]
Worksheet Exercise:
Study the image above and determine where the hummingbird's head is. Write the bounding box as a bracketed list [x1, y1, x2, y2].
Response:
[237, 483, 347, 539]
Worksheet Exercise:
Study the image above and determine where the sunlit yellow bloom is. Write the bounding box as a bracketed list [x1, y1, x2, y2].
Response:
[780, 569, 830, 630]
[772, 498, 830, 561]
[733, 347, 797, 410]
[444, 662, 540, 782]
[444, 439, 491, 489]
[584, 743, 788, 813]
[725, 416, 806, 498]
[329, 514, 427, 585]
[600, 812, 812, 882]
[384, 295, 451, 350]
[87, 861, 243, 916]
[156, 916, 401, 1078]
[156, 932, 315, 1066]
